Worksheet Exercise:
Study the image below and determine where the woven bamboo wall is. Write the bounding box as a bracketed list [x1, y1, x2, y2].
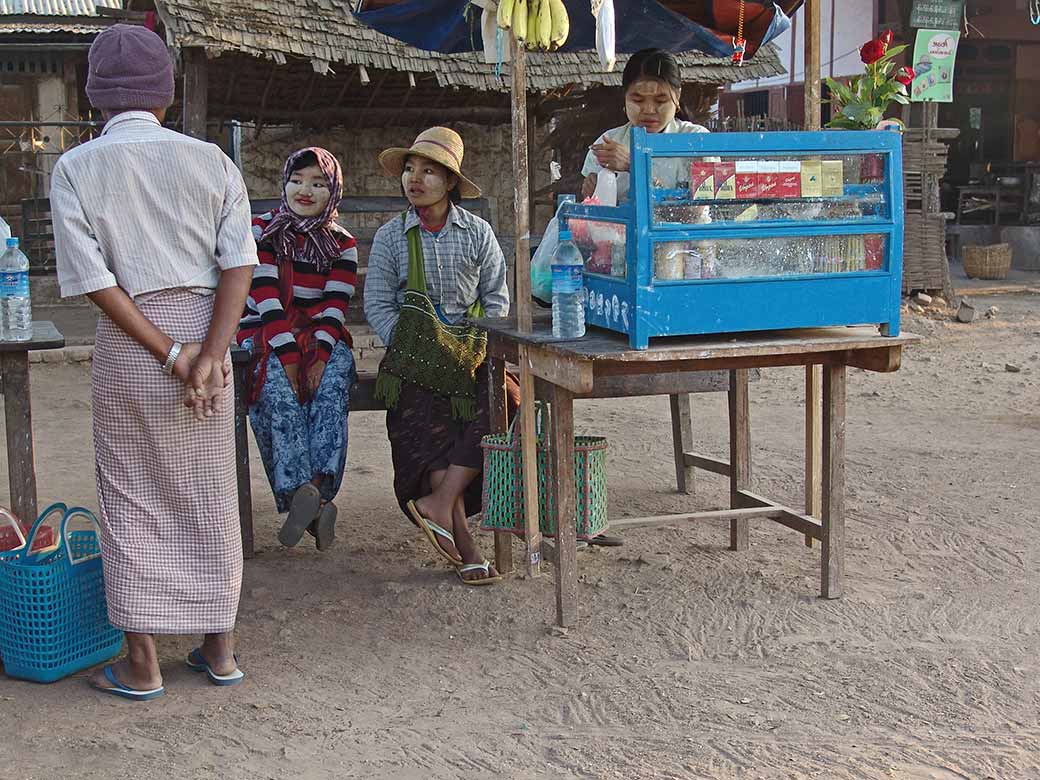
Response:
[901, 127, 958, 292]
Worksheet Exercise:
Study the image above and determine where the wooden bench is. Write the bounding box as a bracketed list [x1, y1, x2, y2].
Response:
[20, 198, 57, 274]
[232, 343, 756, 559]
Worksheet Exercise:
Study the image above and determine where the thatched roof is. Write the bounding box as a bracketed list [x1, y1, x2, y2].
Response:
[154, 0, 784, 90]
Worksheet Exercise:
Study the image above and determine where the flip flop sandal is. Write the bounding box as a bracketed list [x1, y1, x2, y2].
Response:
[456, 559, 503, 587]
[186, 648, 245, 686]
[92, 664, 165, 701]
[279, 484, 322, 548]
[312, 502, 337, 552]
[406, 499, 464, 567]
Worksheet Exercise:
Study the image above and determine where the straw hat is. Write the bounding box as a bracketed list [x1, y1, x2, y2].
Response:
[378, 127, 481, 198]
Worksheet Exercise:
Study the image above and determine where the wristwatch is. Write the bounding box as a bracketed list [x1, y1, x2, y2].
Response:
[162, 341, 183, 376]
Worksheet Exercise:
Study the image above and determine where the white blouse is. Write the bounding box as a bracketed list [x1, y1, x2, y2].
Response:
[581, 118, 710, 202]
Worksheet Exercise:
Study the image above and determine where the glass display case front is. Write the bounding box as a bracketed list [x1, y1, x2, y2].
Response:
[557, 128, 905, 349]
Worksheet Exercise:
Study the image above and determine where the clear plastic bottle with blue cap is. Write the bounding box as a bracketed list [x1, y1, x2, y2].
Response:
[0, 236, 32, 341]
[551, 221, 586, 340]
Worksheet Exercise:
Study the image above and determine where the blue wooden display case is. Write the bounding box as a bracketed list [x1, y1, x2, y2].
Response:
[558, 128, 904, 349]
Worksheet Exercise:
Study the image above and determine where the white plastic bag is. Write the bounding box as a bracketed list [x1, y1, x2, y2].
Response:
[0, 216, 10, 243]
[531, 214, 559, 302]
[592, 170, 617, 207]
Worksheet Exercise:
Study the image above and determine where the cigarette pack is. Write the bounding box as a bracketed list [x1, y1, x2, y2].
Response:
[714, 161, 736, 199]
[821, 160, 844, 197]
[689, 161, 715, 200]
[777, 161, 801, 198]
[735, 161, 760, 199]
[758, 161, 779, 199]
[800, 160, 822, 198]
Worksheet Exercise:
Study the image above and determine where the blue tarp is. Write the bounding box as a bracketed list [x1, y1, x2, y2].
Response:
[352, 0, 790, 59]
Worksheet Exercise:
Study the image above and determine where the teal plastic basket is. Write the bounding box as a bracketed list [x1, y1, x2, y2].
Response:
[480, 403, 609, 540]
[0, 504, 123, 683]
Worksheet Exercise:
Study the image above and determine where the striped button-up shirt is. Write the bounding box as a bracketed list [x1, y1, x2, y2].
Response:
[51, 111, 258, 299]
[363, 204, 509, 347]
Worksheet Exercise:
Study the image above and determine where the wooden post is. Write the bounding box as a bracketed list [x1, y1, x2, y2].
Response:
[803, 0, 823, 545]
[1, 353, 38, 524]
[518, 348, 541, 578]
[182, 47, 209, 140]
[232, 357, 255, 558]
[527, 102, 538, 245]
[510, 37, 541, 577]
[669, 394, 694, 495]
[550, 385, 578, 628]
[804, 365, 823, 547]
[803, 0, 822, 131]
[728, 369, 750, 551]
[821, 363, 846, 598]
[511, 38, 532, 332]
[922, 101, 955, 300]
[488, 358, 514, 575]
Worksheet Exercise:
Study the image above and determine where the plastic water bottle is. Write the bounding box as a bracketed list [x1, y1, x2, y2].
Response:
[0, 237, 32, 341]
[551, 225, 585, 339]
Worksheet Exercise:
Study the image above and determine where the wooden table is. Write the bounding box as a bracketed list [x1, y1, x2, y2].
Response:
[483, 320, 915, 628]
[0, 321, 64, 524]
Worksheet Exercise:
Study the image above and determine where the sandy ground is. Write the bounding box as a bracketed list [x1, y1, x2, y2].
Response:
[1, 292, 1039, 780]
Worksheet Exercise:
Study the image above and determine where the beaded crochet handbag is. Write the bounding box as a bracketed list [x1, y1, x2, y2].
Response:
[374, 215, 486, 420]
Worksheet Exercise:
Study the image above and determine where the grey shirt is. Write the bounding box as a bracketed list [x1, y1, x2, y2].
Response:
[363, 205, 509, 347]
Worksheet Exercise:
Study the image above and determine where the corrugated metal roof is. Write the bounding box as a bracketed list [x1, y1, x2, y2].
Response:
[0, 1, 121, 15]
[154, 0, 784, 91]
[0, 21, 105, 31]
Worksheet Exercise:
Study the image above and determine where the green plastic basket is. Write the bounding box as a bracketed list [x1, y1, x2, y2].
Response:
[480, 404, 609, 540]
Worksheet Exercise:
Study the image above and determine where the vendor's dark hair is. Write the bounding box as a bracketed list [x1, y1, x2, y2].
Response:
[288, 150, 320, 174]
[622, 48, 688, 120]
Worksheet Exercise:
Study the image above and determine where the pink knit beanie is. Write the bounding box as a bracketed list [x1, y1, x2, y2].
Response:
[86, 24, 175, 112]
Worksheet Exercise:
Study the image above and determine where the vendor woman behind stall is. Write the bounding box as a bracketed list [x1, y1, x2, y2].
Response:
[582, 48, 708, 201]
[364, 127, 518, 586]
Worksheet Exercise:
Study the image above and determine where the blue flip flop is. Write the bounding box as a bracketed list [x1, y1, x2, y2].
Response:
[92, 664, 165, 701]
[186, 648, 245, 686]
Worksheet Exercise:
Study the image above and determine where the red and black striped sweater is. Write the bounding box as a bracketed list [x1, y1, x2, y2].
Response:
[236, 210, 358, 368]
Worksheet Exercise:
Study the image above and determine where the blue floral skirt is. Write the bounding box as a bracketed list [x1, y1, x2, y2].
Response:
[247, 341, 356, 513]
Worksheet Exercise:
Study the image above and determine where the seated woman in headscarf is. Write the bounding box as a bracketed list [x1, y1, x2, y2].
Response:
[237, 147, 358, 552]
[364, 127, 519, 586]
[582, 48, 711, 204]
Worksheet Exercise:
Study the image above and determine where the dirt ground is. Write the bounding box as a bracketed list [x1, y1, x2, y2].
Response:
[1, 292, 1038, 780]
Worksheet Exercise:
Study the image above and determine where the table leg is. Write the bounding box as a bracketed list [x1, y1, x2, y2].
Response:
[804, 365, 823, 548]
[518, 346, 542, 578]
[550, 384, 578, 628]
[1, 352, 38, 524]
[728, 369, 750, 551]
[821, 363, 847, 599]
[232, 358, 255, 559]
[669, 393, 694, 495]
[487, 357, 513, 575]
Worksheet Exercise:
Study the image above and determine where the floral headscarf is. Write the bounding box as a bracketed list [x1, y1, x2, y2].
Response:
[260, 146, 343, 273]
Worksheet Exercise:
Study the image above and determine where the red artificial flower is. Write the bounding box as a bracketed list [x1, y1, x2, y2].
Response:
[860, 39, 887, 65]
[879, 29, 894, 48]
[895, 66, 915, 87]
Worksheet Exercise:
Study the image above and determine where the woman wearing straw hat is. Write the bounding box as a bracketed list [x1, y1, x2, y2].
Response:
[365, 127, 518, 586]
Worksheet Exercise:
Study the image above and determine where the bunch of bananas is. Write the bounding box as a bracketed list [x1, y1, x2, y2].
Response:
[495, 0, 570, 51]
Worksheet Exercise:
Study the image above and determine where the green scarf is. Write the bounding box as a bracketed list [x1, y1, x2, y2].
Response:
[374, 214, 487, 421]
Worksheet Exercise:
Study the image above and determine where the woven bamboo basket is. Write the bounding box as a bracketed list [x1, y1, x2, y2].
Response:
[963, 244, 1012, 280]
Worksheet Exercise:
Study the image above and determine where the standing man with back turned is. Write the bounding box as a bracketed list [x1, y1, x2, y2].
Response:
[51, 24, 258, 700]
